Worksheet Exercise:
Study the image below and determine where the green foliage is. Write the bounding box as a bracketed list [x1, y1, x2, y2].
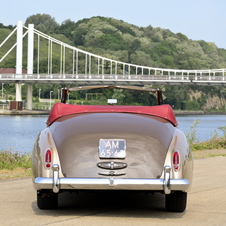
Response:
[112, 89, 125, 104]
[164, 86, 190, 109]
[181, 100, 200, 110]
[197, 93, 207, 107]
[198, 40, 213, 54]
[0, 23, 15, 30]
[210, 130, 219, 138]
[185, 119, 200, 143]
[97, 33, 128, 51]
[72, 26, 88, 46]
[217, 48, 226, 61]
[33, 96, 39, 102]
[25, 14, 58, 33]
[100, 17, 136, 36]
[190, 136, 226, 151]
[218, 125, 226, 137]
[0, 150, 31, 170]
[175, 33, 188, 42]
[0, 57, 16, 68]
[68, 90, 81, 100]
[54, 19, 76, 40]
[186, 121, 226, 151]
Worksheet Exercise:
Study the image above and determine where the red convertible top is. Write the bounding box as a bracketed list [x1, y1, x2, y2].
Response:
[47, 103, 178, 127]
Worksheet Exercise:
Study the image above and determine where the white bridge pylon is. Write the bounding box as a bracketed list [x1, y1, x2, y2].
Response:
[0, 21, 226, 109]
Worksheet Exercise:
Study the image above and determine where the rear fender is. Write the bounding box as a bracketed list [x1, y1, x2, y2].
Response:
[32, 127, 63, 182]
[161, 129, 193, 192]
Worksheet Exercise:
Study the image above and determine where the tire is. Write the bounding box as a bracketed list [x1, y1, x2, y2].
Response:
[165, 191, 187, 212]
[37, 191, 58, 209]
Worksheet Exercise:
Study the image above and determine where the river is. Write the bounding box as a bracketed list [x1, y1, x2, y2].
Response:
[0, 114, 225, 153]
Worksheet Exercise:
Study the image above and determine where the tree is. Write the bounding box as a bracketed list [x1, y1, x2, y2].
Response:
[112, 89, 125, 104]
[72, 26, 88, 46]
[55, 19, 76, 39]
[25, 14, 58, 33]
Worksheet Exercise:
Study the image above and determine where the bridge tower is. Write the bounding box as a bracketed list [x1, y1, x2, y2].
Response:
[15, 21, 33, 110]
[15, 21, 23, 102]
[26, 24, 34, 110]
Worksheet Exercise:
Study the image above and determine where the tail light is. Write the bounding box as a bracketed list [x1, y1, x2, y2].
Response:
[173, 151, 179, 171]
[45, 149, 52, 169]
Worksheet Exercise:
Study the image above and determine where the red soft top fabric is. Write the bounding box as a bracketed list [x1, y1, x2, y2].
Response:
[47, 103, 178, 127]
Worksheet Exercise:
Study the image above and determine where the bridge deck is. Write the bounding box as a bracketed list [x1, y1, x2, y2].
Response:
[0, 74, 225, 86]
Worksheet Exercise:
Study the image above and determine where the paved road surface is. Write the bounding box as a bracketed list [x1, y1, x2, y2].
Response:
[0, 157, 225, 226]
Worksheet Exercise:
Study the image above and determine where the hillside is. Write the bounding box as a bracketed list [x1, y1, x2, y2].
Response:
[58, 16, 226, 70]
[0, 15, 226, 110]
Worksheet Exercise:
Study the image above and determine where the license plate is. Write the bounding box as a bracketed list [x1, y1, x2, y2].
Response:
[99, 139, 126, 159]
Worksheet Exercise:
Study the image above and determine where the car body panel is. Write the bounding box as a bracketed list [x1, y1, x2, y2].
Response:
[50, 113, 175, 179]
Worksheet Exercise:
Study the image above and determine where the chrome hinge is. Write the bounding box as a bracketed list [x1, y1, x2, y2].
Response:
[98, 162, 127, 170]
[98, 171, 126, 176]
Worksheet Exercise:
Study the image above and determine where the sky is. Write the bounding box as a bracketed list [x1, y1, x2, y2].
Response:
[0, 0, 226, 49]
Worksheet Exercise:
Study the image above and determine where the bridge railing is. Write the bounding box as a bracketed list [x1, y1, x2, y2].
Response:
[0, 104, 9, 110]
[32, 104, 51, 110]
[0, 73, 225, 81]
[193, 76, 225, 81]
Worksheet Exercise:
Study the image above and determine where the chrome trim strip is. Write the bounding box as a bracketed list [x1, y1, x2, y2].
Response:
[98, 171, 126, 176]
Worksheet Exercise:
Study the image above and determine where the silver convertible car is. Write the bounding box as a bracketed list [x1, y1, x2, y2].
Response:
[32, 85, 193, 212]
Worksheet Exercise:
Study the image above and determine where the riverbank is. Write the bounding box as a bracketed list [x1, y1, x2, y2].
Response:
[0, 109, 50, 115]
[0, 109, 225, 116]
[174, 110, 226, 115]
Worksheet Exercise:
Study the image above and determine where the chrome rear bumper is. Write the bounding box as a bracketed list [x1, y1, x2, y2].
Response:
[34, 165, 189, 194]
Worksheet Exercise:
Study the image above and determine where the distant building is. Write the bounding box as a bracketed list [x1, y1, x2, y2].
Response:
[0, 68, 27, 73]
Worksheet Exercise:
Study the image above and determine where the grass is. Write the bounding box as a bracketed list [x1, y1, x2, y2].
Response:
[0, 150, 32, 180]
[190, 136, 226, 151]
[0, 168, 32, 180]
[0, 150, 31, 170]
[191, 149, 226, 159]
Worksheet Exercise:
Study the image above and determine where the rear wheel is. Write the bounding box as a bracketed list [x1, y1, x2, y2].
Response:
[165, 191, 187, 212]
[37, 191, 58, 209]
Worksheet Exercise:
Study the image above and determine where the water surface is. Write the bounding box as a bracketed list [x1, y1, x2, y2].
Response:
[177, 115, 226, 141]
[0, 115, 47, 153]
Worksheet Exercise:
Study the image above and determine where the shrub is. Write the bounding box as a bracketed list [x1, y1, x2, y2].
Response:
[187, 121, 226, 151]
[0, 150, 31, 170]
[190, 136, 226, 151]
[185, 119, 200, 143]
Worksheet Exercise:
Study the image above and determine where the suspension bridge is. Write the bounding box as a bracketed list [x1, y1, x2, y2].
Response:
[0, 21, 226, 110]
